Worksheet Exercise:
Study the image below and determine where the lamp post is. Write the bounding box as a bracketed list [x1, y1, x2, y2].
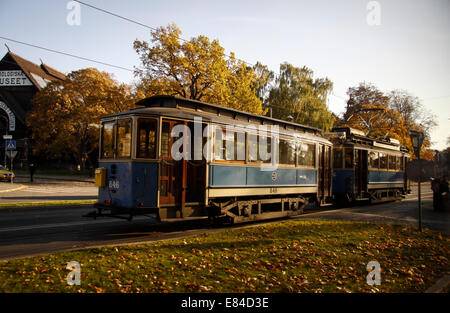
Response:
[409, 130, 425, 232]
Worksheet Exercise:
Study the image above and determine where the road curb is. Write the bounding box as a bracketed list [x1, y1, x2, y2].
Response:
[425, 273, 450, 293]
[0, 184, 27, 193]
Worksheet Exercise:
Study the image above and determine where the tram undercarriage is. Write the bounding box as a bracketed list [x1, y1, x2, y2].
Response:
[88, 193, 313, 225]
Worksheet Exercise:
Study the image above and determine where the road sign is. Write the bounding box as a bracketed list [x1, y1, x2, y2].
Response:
[6, 151, 17, 159]
[6, 140, 16, 151]
[3, 135, 12, 140]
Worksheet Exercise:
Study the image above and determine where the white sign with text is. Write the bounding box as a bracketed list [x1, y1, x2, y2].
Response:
[0, 70, 33, 86]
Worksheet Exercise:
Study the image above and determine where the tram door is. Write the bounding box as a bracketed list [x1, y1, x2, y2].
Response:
[160, 120, 183, 206]
[185, 121, 207, 204]
[354, 149, 368, 196]
[318, 144, 331, 203]
[159, 120, 207, 210]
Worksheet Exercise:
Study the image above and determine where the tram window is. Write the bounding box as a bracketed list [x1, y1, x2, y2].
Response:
[215, 129, 245, 161]
[298, 143, 315, 167]
[161, 123, 170, 157]
[400, 157, 404, 171]
[235, 132, 246, 161]
[101, 121, 115, 159]
[214, 129, 224, 160]
[344, 148, 353, 168]
[333, 148, 343, 169]
[369, 151, 379, 169]
[379, 153, 387, 169]
[248, 134, 272, 163]
[388, 155, 396, 170]
[117, 119, 132, 158]
[279, 138, 295, 165]
[396, 156, 401, 171]
[137, 119, 157, 159]
[188, 122, 207, 161]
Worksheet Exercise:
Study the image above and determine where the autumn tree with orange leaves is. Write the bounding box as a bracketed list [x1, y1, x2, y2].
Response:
[28, 68, 135, 171]
[337, 82, 436, 160]
[133, 24, 263, 115]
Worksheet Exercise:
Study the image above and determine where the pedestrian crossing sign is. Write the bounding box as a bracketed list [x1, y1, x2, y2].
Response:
[6, 140, 16, 151]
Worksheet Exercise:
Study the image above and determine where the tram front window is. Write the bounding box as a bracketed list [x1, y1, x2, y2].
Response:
[100, 119, 132, 159]
[117, 119, 132, 158]
[101, 121, 115, 159]
[344, 148, 353, 169]
[137, 118, 157, 159]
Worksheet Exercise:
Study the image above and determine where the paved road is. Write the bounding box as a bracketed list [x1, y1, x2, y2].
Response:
[297, 183, 450, 234]
[0, 177, 97, 204]
[0, 182, 448, 261]
[0, 207, 215, 261]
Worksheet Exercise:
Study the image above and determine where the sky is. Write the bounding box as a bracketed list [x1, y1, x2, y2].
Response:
[0, 0, 448, 149]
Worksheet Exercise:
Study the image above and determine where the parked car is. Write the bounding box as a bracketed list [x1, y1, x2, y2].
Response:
[0, 165, 15, 182]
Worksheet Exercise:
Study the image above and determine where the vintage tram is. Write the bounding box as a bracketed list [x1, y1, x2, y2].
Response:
[92, 95, 333, 223]
[327, 127, 410, 205]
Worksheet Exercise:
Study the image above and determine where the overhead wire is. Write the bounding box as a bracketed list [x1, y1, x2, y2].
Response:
[5, 2, 446, 102]
[73, 0, 257, 68]
[1, 1, 348, 99]
[0, 36, 134, 72]
[72, 1, 355, 101]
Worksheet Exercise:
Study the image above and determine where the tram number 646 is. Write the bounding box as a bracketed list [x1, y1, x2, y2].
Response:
[270, 187, 278, 193]
[109, 180, 120, 189]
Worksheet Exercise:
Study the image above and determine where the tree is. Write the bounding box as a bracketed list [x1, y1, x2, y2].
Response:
[388, 89, 437, 138]
[344, 103, 409, 142]
[338, 83, 435, 160]
[28, 68, 135, 171]
[265, 63, 335, 131]
[253, 61, 275, 110]
[133, 24, 263, 114]
[388, 90, 438, 160]
[343, 82, 390, 122]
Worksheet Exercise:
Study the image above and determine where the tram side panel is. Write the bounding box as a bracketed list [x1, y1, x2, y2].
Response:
[332, 169, 354, 203]
[208, 164, 318, 197]
[97, 161, 158, 213]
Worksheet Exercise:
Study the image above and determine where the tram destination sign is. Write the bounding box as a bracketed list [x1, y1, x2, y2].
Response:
[0, 70, 33, 86]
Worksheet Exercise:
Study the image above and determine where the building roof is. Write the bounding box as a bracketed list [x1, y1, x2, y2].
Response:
[1, 51, 65, 89]
[40, 62, 66, 80]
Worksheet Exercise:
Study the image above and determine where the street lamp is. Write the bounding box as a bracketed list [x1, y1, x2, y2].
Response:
[409, 130, 425, 231]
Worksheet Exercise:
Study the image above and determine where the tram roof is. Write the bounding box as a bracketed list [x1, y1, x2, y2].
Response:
[328, 127, 409, 153]
[105, 95, 323, 135]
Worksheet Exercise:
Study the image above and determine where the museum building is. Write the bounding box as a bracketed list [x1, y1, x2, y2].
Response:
[0, 48, 65, 166]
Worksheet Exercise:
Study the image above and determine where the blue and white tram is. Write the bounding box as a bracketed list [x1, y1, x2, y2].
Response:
[92, 95, 333, 223]
[328, 127, 410, 205]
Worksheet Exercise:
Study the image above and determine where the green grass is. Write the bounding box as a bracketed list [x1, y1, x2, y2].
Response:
[0, 219, 448, 293]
